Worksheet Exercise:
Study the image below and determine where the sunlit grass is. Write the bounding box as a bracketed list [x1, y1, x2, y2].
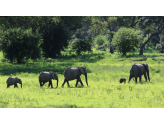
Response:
[0, 50, 164, 108]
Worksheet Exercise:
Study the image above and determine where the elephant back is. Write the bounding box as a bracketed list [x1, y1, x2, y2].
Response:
[7, 77, 17, 85]
[63, 67, 72, 76]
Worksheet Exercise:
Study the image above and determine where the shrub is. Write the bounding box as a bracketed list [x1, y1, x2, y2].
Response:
[93, 35, 108, 51]
[0, 28, 42, 63]
[71, 38, 92, 55]
[112, 27, 143, 55]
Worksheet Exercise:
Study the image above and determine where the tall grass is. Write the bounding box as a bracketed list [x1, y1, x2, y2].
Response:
[0, 49, 164, 108]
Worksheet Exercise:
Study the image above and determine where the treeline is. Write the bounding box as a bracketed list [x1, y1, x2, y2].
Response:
[0, 16, 164, 63]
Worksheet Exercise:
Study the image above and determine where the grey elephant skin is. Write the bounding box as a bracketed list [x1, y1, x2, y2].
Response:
[128, 63, 150, 83]
[62, 66, 88, 87]
[120, 78, 126, 84]
[7, 77, 22, 88]
[39, 71, 58, 88]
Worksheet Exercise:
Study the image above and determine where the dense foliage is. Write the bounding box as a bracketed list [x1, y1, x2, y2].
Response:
[40, 21, 69, 57]
[0, 16, 164, 63]
[0, 28, 42, 63]
[71, 38, 92, 55]
[93, 34, 108, 51]
[112, 27, 143, 55]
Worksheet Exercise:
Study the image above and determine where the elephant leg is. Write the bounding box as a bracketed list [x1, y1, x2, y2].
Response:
[75, 79, 79, 87]
[50, 81, 53, 88]
[79, 79, 84, 86]
[135, 77, 137, 83]
[42, 82, 46, 86]
[40, 82, 43, 87]
[139, 76, 141, 81]
[144, 73, 147, 81]
[48, 82, 50, 87]
[14, 84, 18, 88]
[128, 75, 132, 83]
[62, 79, 67, 87]
[66, 81, 70, 87]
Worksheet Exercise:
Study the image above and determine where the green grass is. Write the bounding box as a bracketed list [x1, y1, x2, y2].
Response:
[1, 49, 164, 108]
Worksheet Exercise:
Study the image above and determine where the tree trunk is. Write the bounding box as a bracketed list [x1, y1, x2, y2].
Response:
[159, 34, 164, 53]
[139, 32, 159, 55]
[161, 45, 164, 53]
[109, 33, 114, 54]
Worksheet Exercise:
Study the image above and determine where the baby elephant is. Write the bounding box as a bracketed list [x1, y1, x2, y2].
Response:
[119, 78, 126, 84]
[7, 77, 22, 88]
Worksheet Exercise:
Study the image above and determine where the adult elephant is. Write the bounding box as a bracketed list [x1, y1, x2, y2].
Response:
[39, 71, 58, 88]
[61, 66, 88, 87]
[128, 63, 150, 83]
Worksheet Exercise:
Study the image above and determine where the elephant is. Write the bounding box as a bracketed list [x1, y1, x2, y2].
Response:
[61, 66, 88, 87]
[39, 71, 58, 88]
[119, 78, 126, 84]
[6, 77, 22, 88]
[128, 63, 150, 83]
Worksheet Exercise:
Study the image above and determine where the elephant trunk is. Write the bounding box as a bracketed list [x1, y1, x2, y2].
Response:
[85, 74, 88, 86]
[56, 78, 58, 88]
[20, 82, 22, 88]
[147, 70, 150, 81]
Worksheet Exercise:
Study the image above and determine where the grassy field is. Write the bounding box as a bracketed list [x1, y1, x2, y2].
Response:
[0, 49, 164, 108]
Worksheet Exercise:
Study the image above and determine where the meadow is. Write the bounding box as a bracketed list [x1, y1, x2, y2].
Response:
[0, 49, 164, 108]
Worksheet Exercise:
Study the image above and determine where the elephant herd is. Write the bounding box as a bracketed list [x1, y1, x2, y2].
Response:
[120, 63, 150, 84]
[6, 63, 150, 88]
[6, 66, 88, 88]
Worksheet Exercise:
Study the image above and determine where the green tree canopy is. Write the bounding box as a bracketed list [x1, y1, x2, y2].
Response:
[112, 27, 143, 55]
[0, 28, 42, 63]
[71, 38, 92, 55]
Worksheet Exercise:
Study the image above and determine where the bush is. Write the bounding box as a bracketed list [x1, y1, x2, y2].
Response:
[96, 44, 108, 51]
[0, 28, 42, 63]
[112, 27, 143, 55]
[71, 38, 92, 55]
[93, 35, 108, 46]
[93, 35, 108, 51]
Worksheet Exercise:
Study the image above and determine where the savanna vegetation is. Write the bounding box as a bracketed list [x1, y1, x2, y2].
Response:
[0, 16, 164, 108]
[0, 49, 164, 108]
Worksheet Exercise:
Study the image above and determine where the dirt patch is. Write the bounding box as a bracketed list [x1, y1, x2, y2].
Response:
[118, 58, 147, 61]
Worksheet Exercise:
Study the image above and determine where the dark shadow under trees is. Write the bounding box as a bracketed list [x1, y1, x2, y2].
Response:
[0, 52, 104, 75]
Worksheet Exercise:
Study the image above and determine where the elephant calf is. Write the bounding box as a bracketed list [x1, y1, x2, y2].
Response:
[6, 77, 22, 88]
[39, 71, 58, 88]
[119, 78, 126, 84]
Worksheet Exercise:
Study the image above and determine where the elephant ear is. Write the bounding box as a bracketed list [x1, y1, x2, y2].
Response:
[142, 63, 149, 71]
[17, 78, 21, 83]
[79, 67, 86, 75]
[50, 72, 55, 79]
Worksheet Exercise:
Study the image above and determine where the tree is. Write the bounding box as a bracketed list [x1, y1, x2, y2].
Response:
[40, 20, 70, 57]
[93, 34, 108, 51]
[102, 16, 139, 54]
[39, 16, 86, 57]
[71, 38, 92, 55]
[0, 28, 42, 63]
[112, 27, 142, 55]
[138, 16, 164, 55]
[152, 33, 164, 53]
[0, 16, 86, 58]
